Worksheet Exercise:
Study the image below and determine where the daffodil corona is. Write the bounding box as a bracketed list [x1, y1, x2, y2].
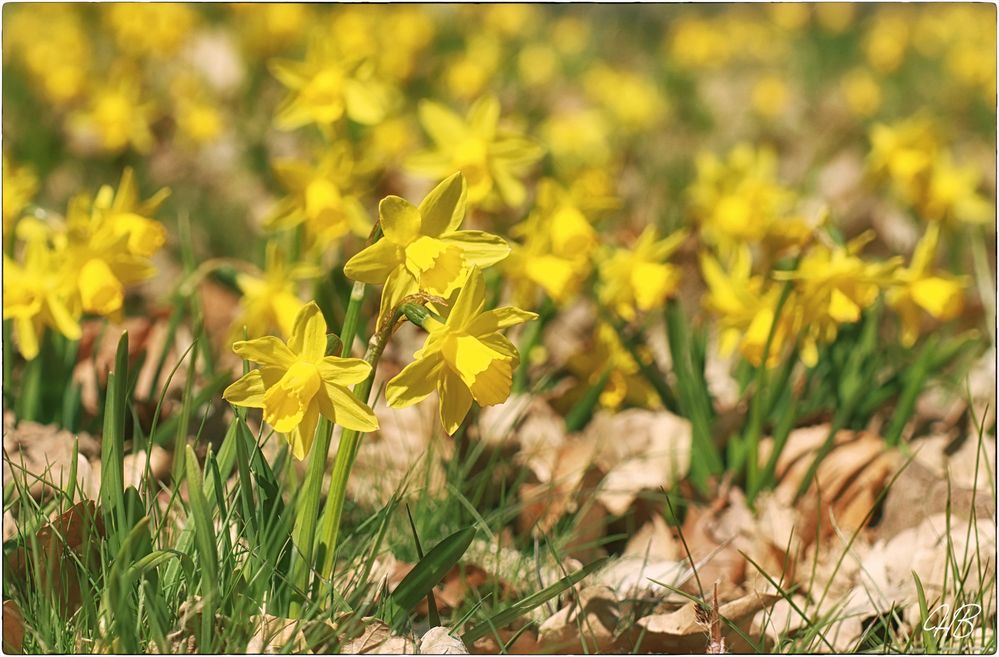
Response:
[223, 302, 378, 460]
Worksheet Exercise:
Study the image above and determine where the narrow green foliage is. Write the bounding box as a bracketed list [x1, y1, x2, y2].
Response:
[386, 526, 475, 626]
[405, 505, 440, 628]
[564, 367, 611, 432]
[184, 444, 219, 648]
[461, 557, 608, 643]
[99, 331, 128, 539]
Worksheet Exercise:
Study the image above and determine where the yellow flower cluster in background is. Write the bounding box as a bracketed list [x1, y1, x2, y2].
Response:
[3, 170, 168, 359]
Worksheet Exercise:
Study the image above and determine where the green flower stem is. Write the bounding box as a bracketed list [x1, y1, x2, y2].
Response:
[314, 301, 410, 583]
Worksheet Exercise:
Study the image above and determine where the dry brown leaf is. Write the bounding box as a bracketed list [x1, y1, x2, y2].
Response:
[586, 409, 692, 516]
[764, 426, 900, 544]
[537, 585, 632, 653]
[4, 501, 105, 616]
[470, 626, 539, 655]
[419, 627, 468, 655]
[339, 618, 416, 654]
[637, 590, 779, 653]
[3, 414, 101, 501]
[3, 600, 25, 653]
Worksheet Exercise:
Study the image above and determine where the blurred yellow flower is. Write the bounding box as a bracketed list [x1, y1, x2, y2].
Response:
[233, 241, 320, 341]
[565, 322, 661, 411]
[701, 247, 789, 368]
[921, 155, 992, 227]
[344, 173, 510, 320]
[598, 226, 686, 322]
[583, 65, 668, 134]
[106, 3, 197, 58]
[505, 179, 599, 307]
[778, 232, 900, 366]
[3, 156, 38, 238]
[888, 223, 966, 346]
[386, 268, 536, 434]
[224, 302, 378, 460]
[408, 97, 544, 207]
[3, 241, 80, 360]
[70, 72, 156, 154]
[689, 144, 795, 250]
[270, 39, 393, 130]
[751, 75, 790, 118]
[841, 68, 882, 117]
[265, 149, 371, 252]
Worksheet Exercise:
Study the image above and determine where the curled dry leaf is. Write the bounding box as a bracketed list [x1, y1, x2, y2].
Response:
[537, 585, 632, 653]
[761, 425, 900, 544]
[585, 409, 692, 517]
[636, 590, 780, 653]
[4, 501, 105, 617]
[339, 617, 416, 654]
[3, 600, 25, 654]
[419, 626, 468, 655]
[3, 413, 101, 501]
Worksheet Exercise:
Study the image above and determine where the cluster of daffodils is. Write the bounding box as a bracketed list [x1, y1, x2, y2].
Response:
[869, 117, 992, 228]
[3, 169, 168, 359]
[225, 174, 537, 455]
[695, 141, 971, 369]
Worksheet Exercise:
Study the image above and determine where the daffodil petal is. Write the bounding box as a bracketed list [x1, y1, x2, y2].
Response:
[438, 367, 472, 435]
[232, 336, 297, 368]
[324, 383, 379, 432]
[466, 307, 538, 335]
[419, 172, 467, 236]
[317, 357, 371, 385]
[223, 370, 266, 408]
[418, 100, 467, 147]
[386, 355, 441, 407]
[379, 195, 421, 244]
[446, 268, 486, 329]
[15, 317, 39, 361]
[344, 239, 403, 285]
[288, 301, 327, 361]
[439, 230, 510, 268]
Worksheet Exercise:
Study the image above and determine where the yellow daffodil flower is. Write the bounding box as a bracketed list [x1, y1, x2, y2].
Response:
[264, 149, 371, 252]
[3, 155, 38, 238]
[385, 268, 537, 434]
[87, 168, 170, 258]
[505, 179, 599, 308]
[921, 155, 992, 227]
[777, 232, 900, 366]
[868, 117, 939, 205]
[105, 3, 197, 59]
[3, 241, 80, 360]
[233, 241, 320, 341]
[700, 247, 790, 368]
[343, 172, 510, 320]
[270, 38, 392, 130]
[888, 223, 967, 346]
[224, 302, 378, 460]
[597, 226, 686, 322]
[564, 322, 660, 411]
[407, 97, 544, 207]
[689, 144, 795, 250]
[69, 71, 156, 154]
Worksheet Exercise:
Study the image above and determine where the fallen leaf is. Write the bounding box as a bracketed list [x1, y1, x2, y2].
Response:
[3, 600, 25, 653]
[537, 585, 632, 653]
[419, 626, 468, 655]
[637, 590, 780, 653]
[4, 501, 105, 616]
[586, 409, 692, 517]
[2, 414, 101, 501]
[339, 618, 416, 654]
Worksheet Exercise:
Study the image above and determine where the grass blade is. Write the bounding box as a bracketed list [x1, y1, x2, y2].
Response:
[461, 557, 608, 644]
[386, 526, 476, 625]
